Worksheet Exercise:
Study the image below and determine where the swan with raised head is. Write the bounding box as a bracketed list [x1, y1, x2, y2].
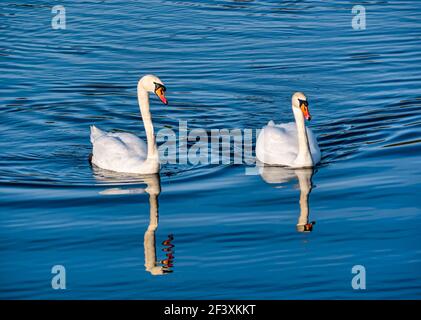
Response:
[256, 92, 321, 167]
[90, 75, 168, 174]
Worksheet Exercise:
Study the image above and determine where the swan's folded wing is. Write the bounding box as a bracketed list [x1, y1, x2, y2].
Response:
[262, 123, 299, 153]
[109, 132, 147, 157]
[92, 135, 147, 171]
[93, 135, 131, 161]
[256, 123, 299, 165]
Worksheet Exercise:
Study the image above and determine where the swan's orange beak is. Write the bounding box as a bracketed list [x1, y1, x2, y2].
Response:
[300, 101, 311, 121]
[155, 85, 168, 105]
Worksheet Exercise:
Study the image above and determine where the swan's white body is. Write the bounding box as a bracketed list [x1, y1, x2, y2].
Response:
[256, 93, 321, 167]
[90, 126, 158, 174]
[90, 75, 166, 174]
[256, 120, 321, 166]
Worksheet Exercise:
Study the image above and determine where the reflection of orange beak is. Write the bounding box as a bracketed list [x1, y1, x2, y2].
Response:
[304, 223, 313, 232]
[155, 87, 168, 105]
[162, 239, 173, 247]
[300, 102, 311, 121]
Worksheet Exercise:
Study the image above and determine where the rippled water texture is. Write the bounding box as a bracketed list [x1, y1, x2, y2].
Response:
[1, 0, 421, 299]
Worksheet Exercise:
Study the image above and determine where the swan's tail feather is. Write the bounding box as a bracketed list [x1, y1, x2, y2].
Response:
[90, 125, 105, 143]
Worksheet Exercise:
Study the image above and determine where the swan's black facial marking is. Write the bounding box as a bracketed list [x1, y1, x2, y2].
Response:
[298, 99, 308, 107]
[154, 82, 167, 92]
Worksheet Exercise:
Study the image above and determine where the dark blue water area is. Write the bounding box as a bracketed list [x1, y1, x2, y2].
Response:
[0, 0, 421, 299]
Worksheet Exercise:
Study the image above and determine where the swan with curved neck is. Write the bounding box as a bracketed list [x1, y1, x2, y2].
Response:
[90, 75, 168, 174]
[256, 92, 321, 167]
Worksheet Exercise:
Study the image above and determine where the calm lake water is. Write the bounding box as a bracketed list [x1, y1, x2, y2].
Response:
[1, 0, 421, 299]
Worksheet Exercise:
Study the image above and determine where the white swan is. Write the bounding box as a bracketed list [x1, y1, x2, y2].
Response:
[256, 92, 321, 167]
[90, 75, 168, 174]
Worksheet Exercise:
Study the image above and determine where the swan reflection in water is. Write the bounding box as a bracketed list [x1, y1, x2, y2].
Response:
[258, 164, 316, 232]
[93, 168, 174, 275]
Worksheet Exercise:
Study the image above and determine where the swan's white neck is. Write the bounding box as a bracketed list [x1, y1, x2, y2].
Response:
[292, 106, 313, 167]
[137, 84, 158, 161]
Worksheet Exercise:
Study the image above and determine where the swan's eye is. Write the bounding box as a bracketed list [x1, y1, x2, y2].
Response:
[298, 99, 308, 107]
[154, 82, 166, 92]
